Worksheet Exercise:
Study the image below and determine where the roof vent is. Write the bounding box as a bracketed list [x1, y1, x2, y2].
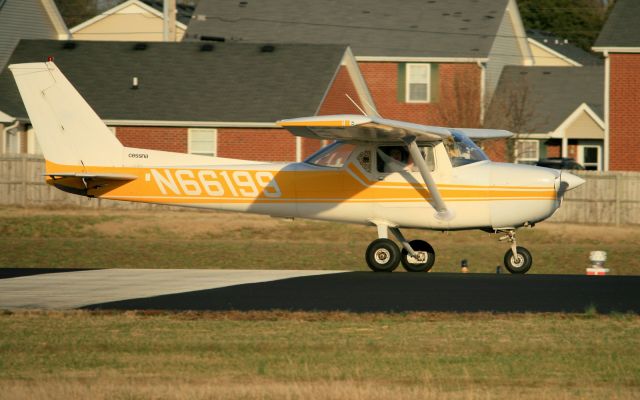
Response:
[200, 43, 215, 52]
[62, 41, 76, 50]
[261, 44, 275, 53]
[239, 1, 248, 6]
[133, 43, 148, 51]
[201, 36, 225, 42]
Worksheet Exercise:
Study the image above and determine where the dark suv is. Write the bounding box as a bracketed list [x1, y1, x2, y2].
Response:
[536, 157, 585, 170]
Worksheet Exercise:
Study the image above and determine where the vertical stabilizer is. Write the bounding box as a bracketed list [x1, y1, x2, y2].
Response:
[9, 62, 123, 167]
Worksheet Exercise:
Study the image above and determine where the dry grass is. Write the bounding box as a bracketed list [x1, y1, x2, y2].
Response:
[1, 206, 639, 273]
[0, 310, 638, 399]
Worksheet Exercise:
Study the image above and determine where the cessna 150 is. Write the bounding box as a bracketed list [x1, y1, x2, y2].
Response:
[10, 62, 585, 274]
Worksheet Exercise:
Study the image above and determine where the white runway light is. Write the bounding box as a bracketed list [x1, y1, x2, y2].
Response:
[587, 251, 609, 276]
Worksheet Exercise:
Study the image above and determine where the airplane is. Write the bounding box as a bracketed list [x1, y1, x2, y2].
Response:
[9, 61, 585, 274]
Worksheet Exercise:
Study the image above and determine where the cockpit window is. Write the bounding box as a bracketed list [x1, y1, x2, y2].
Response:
[444, 131, 489, 167]
[305, 142, 356, 168]
[377, 145, 435, 173]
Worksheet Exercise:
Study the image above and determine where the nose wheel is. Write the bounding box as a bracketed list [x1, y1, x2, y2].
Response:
[500, 230, 532, 274]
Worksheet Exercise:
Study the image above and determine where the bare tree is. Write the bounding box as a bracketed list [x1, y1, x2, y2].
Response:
[435, 68, 482, 129]
[484, 76, 540, 162]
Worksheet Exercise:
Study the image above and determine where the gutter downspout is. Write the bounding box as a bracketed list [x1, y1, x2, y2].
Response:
[2, 120, 20, 154]
[477, 61, 486, 125]
[603, 51, 610, 171]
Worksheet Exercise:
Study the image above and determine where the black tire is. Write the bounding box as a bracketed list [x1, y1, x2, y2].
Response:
[401, 240, 436, 272]
[365, 239, 401, 272]
[503, 246, 533, 274]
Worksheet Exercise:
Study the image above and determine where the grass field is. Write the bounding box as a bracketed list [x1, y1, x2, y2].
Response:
[2, 207, 639, 399]
[1, 206, 639, 274]
[0, 310, 638, 400]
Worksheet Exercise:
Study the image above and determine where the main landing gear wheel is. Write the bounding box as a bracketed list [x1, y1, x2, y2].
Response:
[401, 240, 435, 272]
[503, 246, 532, 274]
[366, 238, 401, 272]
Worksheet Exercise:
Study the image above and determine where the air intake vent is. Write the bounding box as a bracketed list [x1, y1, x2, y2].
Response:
[261, 44, 275, 53]
[62, 41, 76, 50]
[133, 43, 148, 51]
[201, 36, 225, 42]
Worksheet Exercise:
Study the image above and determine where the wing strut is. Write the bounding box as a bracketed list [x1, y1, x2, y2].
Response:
[404, 136, 454, 221]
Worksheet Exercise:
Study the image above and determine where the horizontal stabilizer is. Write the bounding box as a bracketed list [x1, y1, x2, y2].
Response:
[45, 172, 137, 181]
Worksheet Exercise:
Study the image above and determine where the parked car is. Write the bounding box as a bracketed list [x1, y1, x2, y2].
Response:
[536, 157, 585, 170]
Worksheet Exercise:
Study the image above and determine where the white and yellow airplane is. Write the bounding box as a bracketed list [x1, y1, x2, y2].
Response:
[10, 62, 585, 274]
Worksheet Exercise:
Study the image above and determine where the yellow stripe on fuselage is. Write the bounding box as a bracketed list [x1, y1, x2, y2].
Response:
[44, 161, 557, 204]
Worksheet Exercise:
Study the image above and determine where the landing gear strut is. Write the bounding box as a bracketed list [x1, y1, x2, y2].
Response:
[365, 223, 435, 272]
[500, 230, 532, 274]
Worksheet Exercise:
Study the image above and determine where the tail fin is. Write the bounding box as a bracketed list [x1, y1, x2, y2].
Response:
[9, 62, 123, 167]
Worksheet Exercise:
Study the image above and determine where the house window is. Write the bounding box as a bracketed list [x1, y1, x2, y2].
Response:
[579, 145, 601, 171]
[188, 128, 217, 157]
[515, 140, 539, 163]
[406, 63, 430, 102]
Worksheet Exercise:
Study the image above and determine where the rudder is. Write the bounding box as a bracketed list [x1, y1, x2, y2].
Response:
[9, 62, 123, 167]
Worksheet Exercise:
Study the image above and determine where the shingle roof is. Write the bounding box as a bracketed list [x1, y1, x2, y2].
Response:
[594, 0, 640, 48]
[185, 0, 510, 58]
[0, 0, 64, 72]
[527, 30, 602, 66]
[487, 66, 604, 133]
[0, 40, 347, 122]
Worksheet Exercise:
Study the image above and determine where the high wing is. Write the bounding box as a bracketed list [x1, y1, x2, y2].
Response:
[277, 114, 512, 142]
[277, 115, 451, 142]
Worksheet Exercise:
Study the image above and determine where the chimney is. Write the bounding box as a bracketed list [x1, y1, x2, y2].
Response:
[163, 0, 177, 41]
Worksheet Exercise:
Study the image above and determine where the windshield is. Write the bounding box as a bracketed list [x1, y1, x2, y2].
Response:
[444, 131, 489, 167]
[305, 142, 356, 168]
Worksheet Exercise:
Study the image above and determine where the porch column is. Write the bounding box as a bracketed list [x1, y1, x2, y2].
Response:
[561, 136, 568, 158]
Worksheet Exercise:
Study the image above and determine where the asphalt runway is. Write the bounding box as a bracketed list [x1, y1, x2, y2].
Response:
[1, 268, 638, 313]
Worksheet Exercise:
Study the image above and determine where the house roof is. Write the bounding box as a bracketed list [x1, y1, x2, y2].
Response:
[527, 30, 602, 66]
[0, 0, 69, 71]
[594, 0, 640, 49]
[0, 40, 349, 123]
[185, 0, 510, 59]
[70, 0, 188, 35]
[487, 66, 604, 133]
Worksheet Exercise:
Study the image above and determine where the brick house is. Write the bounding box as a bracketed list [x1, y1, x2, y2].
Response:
[186, 0, 534, 161]
[487, 66, 604, 169]
[0, 40, 374, 161]
[592, 0, 640, 171]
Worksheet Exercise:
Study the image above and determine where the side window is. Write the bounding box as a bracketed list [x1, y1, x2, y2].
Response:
[376, 145, 435, 173]
[306, 142, 355, 168]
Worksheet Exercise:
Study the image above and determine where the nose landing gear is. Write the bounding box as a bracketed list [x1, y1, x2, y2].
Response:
[500, 230, 532, 274]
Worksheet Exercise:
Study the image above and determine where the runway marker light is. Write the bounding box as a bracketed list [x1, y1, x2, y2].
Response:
[461, 259, 469, 273]
[586, 251, 609, 276]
